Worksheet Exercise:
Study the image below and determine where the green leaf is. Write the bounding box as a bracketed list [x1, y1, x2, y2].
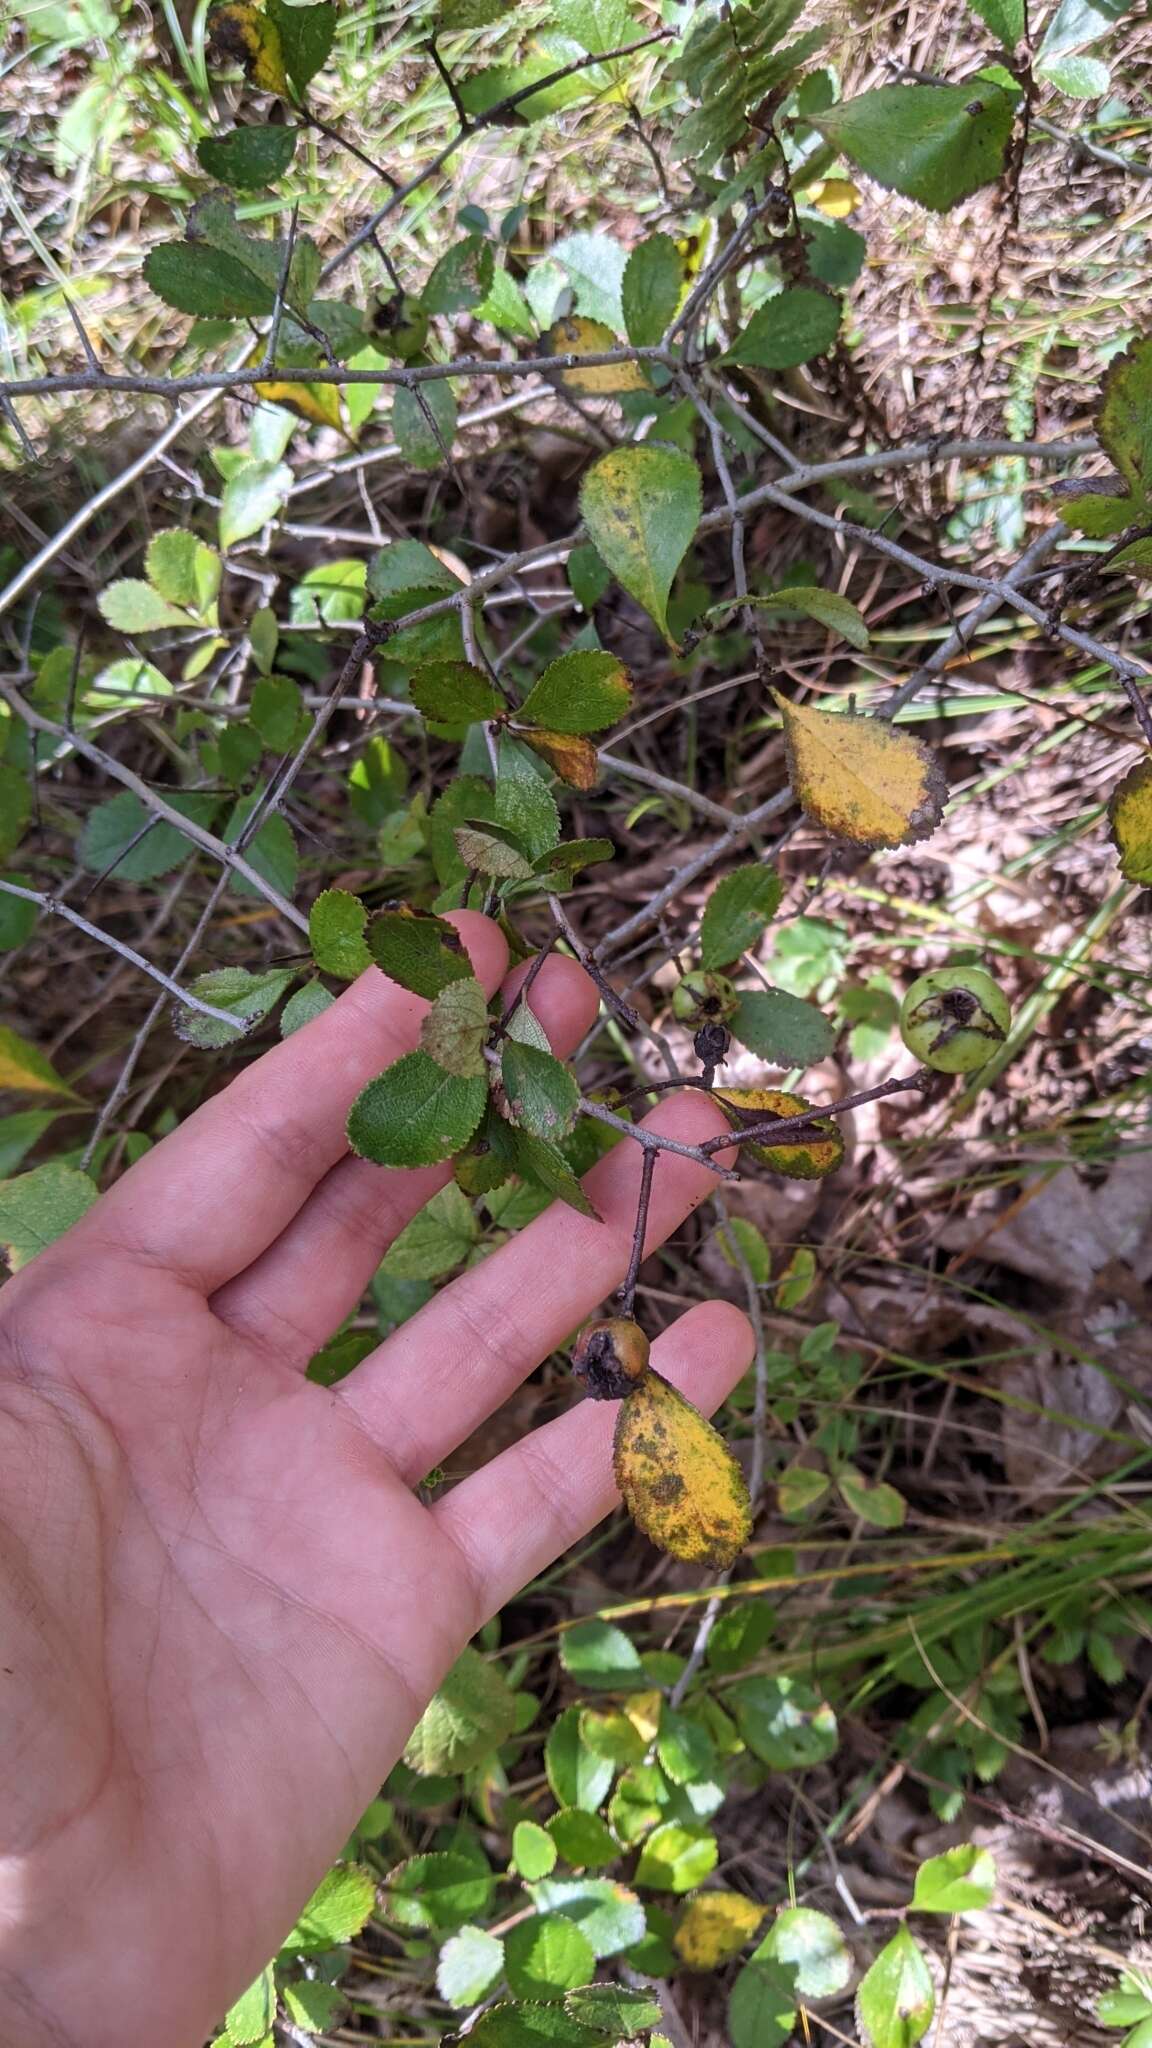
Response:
[548, 1809, 619, 1871]
[699, 865, 782, 970]
[966, 0, 1025, 44]
[551, 229, 628, 330]
[365, 907, 472, 999]
[410, 661, 505, 724]
[731, 989, 836, 1068]
[250, 673, 304, 751]
[219, 459, 293, 547]
[715, 1215, 771, 1285]
[281, 1979, 344, 2033]
[515, 1820, 560, 1880]
[279, 1861, 377, 1955]
[146, 528, 221, 611]
[0, 875, 37, 952]
[706, 1600, 776, 1675]
[757, 1907, 852, 1997]
[249, 604, 278, 674]
[143, 240, 275, 318]
[0, 1162, 97, 1269]
[465, 2003, 600, 2048]
[565, 1985, 660, 2037]
[424, 234, 495, 316]
[778, 1464, 831, 1518]
[656, 1709, 716, 1785]
[728, 1956, 797, 2048]
[223, 793, 299, 900]
[495, 737, 561, 860]
[1098, 1981, 1152, 2028]
[306, 1328, 377, 1386]
[309, 887, 370, 980]
[78, 790, 218, 884]
[621, 232, 682, 348]
[0, 1108, 70, 1177]
[723, 286, 841, 370]
[265, 0, 336, 91]
[554, 0, 637, 53]
[0, 1025, 75, 1098]
[634, 1821, 717, 1894]
[1063, 338, 1152, 552]
[837, 1467, 907, 1529]
[393, 379, 459, 471]
[456, 827, 535, 882]
[173, 965, 294, 1048]
[404, 1645, 517, 1774]
[348, 1051, 486, 1167]
[910, 1844, 996, 1914]
[505, 1914, 596, 2000]
[579, 1708, 646, 1766]
[512, 1130, 602, 1221]
[545, 1706, 615, 1813]
[437, 1925, 507, 2006]
[224, 1965, 276, 2044]
[1038, 50, 1110, 91]
[568, 543, 611, 612]
[196, 122, 297, 187]
[534, 838, 615, 890]
[729, 1675, 839, 1769]
[219, 719, 263, 786]
[579, 446, 702, 644]
[710, 584, 870, 648]
[528, 1876, 646, 1958]
[501, 1041, 579, 1142]
[814, 82, 1017, 212]
[855, 1925, 935, 2048]
[803, 215, 868, 288]
[384, 1850, 494, 1932]
[97, 579, 189, 631]
[383, 1181, 479, 1279]
[560, 1620, 643, 1690]
[518, 650, 631, 735]
[421, 976, 490, 1079]
[0, 766, 29, 865]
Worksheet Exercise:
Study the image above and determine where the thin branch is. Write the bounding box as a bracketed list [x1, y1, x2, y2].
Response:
[0, 880, 246, 1027]
[0, 686, 308, 931]
[619, 1145, 657, 1317]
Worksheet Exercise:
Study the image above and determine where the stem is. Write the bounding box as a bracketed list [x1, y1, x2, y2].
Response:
[619, 1145, 657, 1317]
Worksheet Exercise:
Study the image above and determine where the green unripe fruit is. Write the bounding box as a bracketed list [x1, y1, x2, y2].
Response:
[370, 291, 431, 363]
[899, 966, 1010, 1074]
[671, 970, 738, 1029]
[572, 1318, 651, 1401]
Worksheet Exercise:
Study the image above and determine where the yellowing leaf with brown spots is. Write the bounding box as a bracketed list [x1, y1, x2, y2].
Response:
[0, 1026, 78, 1099]
[717, 1088, 844, 1181]
[254, 379, 344, 431]
[773, 691, 947, 850]
[674, 1890, 766, 1969]
[519, 728, 599, 790]
[614, 1371, 751, 1569]
[207, 2, 289, 94]
[1109, 756, 1152, 882]
[543, 315, 648, 395]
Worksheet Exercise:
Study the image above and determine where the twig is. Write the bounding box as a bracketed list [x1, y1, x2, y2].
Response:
[619, 1146, 657, 1317]
[0, 880, 245, 1027]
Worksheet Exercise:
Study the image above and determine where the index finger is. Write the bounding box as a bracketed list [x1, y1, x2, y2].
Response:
[77, 911, 508, 1293]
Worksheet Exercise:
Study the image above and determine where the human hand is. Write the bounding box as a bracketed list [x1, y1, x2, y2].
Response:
[0, 914, 752, 2048]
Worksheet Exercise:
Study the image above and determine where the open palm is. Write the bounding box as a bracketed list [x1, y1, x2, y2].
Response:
[0, 912, 751, 2048]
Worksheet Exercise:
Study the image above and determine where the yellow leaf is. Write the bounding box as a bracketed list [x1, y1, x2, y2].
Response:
[0, 1025, 77, 1099]
[773, 690, 947, 850]
[614, 1370, 751, 1569]
[674, 1890, 766, 1969]
[1109, 756, 1152, 882]
[519, 728, 600, 790]
[717, 1087, 844, 1181]
[624, 1690, 663, 1745]
[807, 176, 860, 217]
[207, 3, 289, 96]
[254, 380, 345, 432]
[543, 315, 647, 396]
